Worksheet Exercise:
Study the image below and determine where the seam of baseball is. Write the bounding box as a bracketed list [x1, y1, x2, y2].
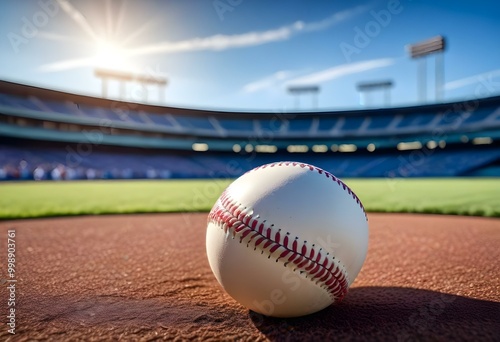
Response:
[208, 191, 350, 302]
[247, 161, 367, 221]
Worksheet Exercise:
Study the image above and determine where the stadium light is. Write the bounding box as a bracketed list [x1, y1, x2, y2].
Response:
[287, 85, 320, 110]
[408, 36, 445, 58]
[94, 68, 168, 102]
[192, 143, 208, 151]
[397, 141, 422, 151]
[255, 145, 278, 153]
[338, 144, 357, 152]
[426, 140, 438, 149]
[356, 80, 393, 106]
[287, 145, 309, 153]
[407, 36, 446, 102]
[472, 137, 492, 145]
[312, 145, 328, 153]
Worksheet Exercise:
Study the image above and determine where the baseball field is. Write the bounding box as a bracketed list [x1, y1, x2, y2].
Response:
[1, 178, 499, 341]
[1, 178, 500, 219]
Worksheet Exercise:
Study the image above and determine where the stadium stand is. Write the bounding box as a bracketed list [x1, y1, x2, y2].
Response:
[218, 118, 254, 132]
[0, 80, 499, 180]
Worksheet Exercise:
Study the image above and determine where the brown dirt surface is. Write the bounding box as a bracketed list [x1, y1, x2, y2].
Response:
[0, 213, 499, 341]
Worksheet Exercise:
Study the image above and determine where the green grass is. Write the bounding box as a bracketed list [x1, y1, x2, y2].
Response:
[348, 178, 500, 217]
[0, 178, 499, 220]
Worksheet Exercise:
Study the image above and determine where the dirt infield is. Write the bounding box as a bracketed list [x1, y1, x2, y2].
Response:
[0, 213, 499, 341]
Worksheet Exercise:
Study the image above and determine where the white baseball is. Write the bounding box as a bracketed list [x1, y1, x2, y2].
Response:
[206, 161, 368, 317]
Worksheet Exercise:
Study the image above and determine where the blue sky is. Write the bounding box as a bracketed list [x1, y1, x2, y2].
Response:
[1, 0, 499, 111]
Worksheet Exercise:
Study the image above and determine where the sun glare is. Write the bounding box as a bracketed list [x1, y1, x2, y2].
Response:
[94, 40, 131, 70]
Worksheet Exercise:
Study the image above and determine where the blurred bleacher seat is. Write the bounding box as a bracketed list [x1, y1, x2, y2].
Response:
[0, 80, 499, 180]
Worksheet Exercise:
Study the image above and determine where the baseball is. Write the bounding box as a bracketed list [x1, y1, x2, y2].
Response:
[206, 161, 369, 317]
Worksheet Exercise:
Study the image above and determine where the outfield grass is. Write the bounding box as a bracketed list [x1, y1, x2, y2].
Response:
[0, 178, 499, 219]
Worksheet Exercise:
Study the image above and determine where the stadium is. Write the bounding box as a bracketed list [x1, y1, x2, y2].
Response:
[1, 79, 499, 180]
[1, 1, 499, 341]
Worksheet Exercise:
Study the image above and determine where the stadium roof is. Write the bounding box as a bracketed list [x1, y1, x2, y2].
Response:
[1, 79, 500, 120]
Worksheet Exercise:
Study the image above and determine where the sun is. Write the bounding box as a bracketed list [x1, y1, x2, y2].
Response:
[93, 40, 131, 71]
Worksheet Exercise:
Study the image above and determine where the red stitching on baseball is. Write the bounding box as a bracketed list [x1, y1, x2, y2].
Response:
[208, 191, 350, 302]
[247, 162, 368, 221]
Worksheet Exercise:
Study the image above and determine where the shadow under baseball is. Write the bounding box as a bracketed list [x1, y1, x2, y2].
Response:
[249, 286, 500, 341]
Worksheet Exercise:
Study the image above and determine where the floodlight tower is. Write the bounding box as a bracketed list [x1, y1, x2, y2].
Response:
[94, 69, 168, 102]
[95, 69, 133, 99]
[407, 36, 446, 102]
[287, 85, 320, 110]
[357, 80, 394, 107]
[136, 74, 168, 102]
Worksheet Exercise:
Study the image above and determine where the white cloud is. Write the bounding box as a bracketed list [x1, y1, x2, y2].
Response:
[37, 31, 73, 42]
[38, 5, 369, 72]
[38, 57, 95, 72]
[129, 6, 368, 56]
[240, 58, 395, 94]
[56, 0, 100, 42]
[286, 58, 395, 86]
[445, 69, 500, 90]
[129, 28, 292, 56]
[243, 70, 297, 93]
[301, 5, 369, 32]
